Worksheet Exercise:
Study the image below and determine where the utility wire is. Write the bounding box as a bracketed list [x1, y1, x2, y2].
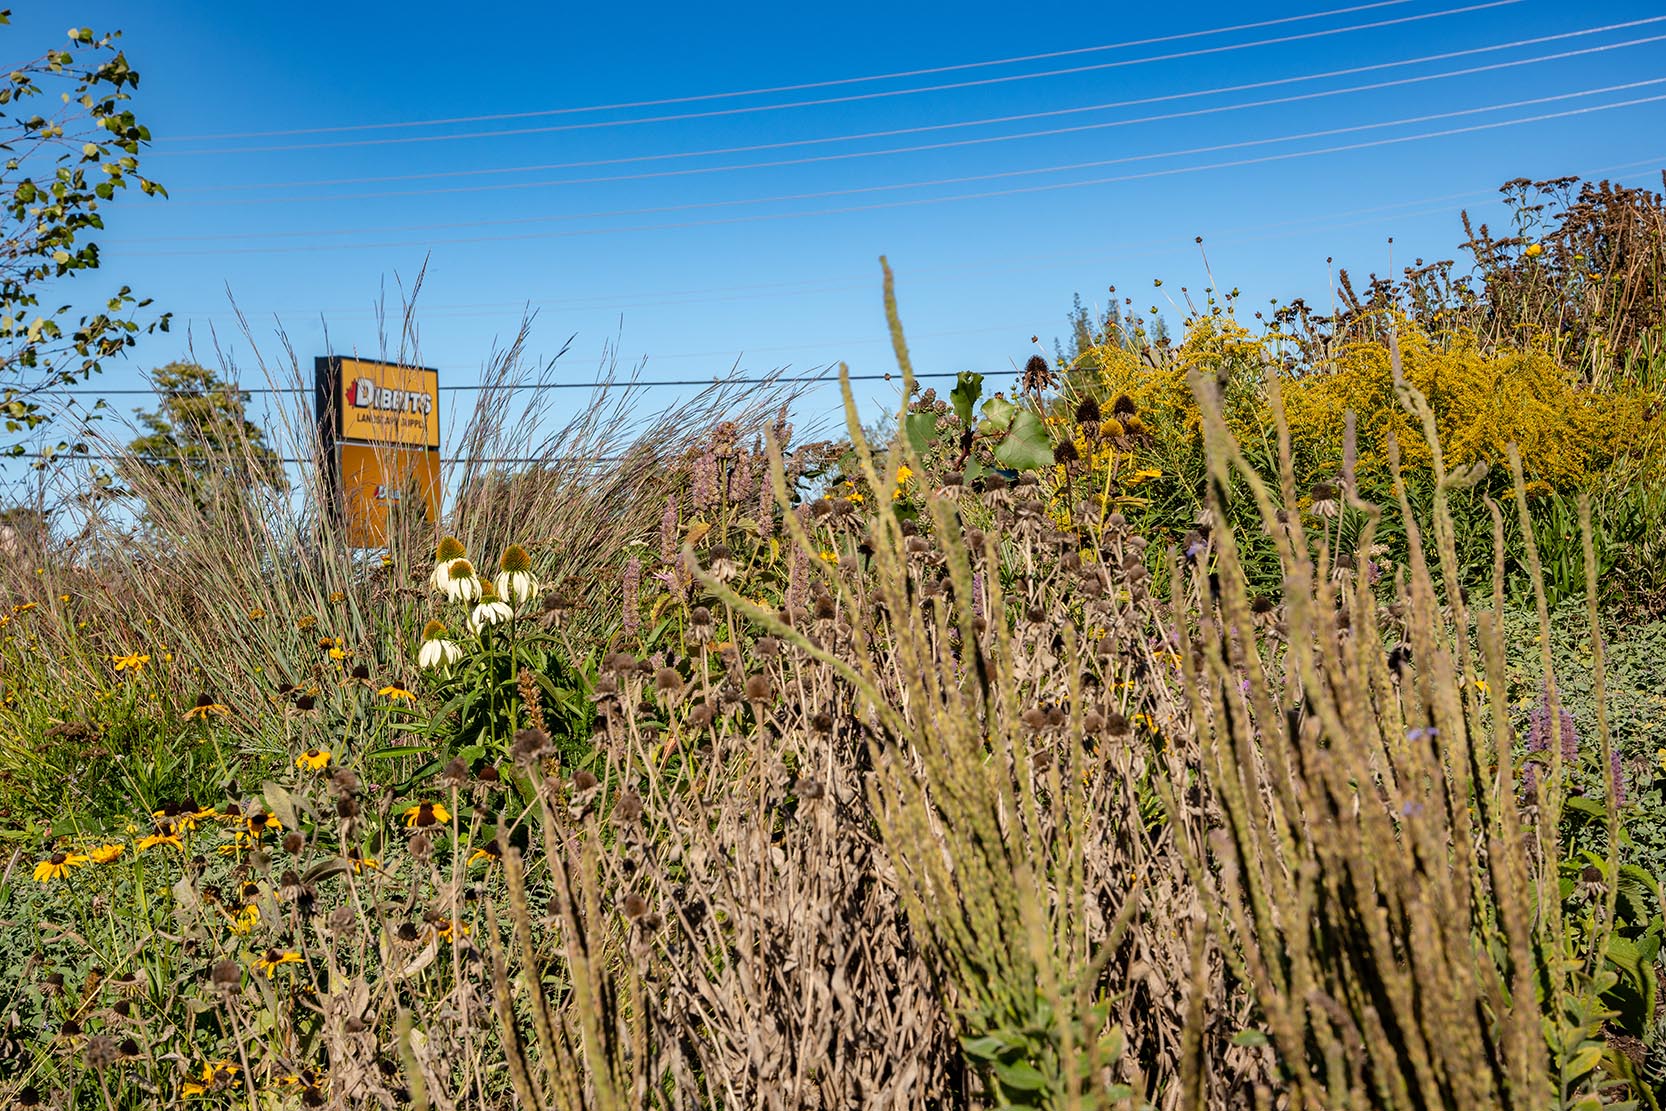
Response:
[117, 82, 1666, 258]
[151, 0, 1519, 156]
[185, 17, 1666, 200]
[29, 370, 968, 399]
[157, 0, 1423, 142]
[156, 153, 1666, 321]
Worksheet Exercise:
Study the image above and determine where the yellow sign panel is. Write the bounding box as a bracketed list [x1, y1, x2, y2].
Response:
[336, 358, 440, 449]
[338, 443, 442, 548]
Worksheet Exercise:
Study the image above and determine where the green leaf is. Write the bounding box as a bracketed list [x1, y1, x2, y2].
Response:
[993, 409, 1054, 472]
[961, 1034, 1006, 1061]
[261, 781, 299, 832]
[951, 371, 984, 426]
[979, 395, 1017, 435]
[904, 410, 938, 455]
[991, 1060, 1049, 1092]
[1566, 1043, 1605, 1078]
[1230, 1029, 1270, 1047]
[1565, 796, 1609, 820]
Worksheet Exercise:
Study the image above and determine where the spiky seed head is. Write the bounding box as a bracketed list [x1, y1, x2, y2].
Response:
[436, 536, 466, 563]
[499, 544, 531, 574]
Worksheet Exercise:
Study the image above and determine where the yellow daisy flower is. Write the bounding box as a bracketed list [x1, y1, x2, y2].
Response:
[403, 801, 450, 827]
[88, 843, 125, 864]
[137, 831, 183, 852]
[296, 748, 331, 771]
[226, 903, 260, 936]
[111, 652, 150, 673]
[33, 851, 89, 883]
[251, 949, 303, 978]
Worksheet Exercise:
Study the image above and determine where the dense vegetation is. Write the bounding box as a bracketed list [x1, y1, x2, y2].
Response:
[2, 172, 1666, 1109]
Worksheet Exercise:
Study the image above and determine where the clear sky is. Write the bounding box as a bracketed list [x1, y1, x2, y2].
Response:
[9, 0, 1666, 477]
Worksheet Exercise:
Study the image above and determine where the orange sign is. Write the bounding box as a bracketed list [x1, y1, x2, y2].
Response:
[336, 358, 440, 449]
[316, 355, 443, 548]
[337, 443, 442, 548]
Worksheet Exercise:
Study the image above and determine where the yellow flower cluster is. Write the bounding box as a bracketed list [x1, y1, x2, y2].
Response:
[1083, 314, 1663, 496]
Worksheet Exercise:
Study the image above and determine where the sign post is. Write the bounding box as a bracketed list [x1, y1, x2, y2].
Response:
[315, 356, 442, 548]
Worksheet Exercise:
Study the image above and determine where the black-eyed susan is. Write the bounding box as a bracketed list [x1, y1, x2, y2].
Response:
[88, 843, 124, 864]
[403, 800, 450, 828]
[251, 949, 303, 978]
[33, 851, 89, 883]
[182, 1060, 240, 1097]
[379, 682, 418, 703]
[183, 694, 230, 722]
[137, 829, 183, 852]
[111, 652, 149, 673]
[153, 804, 201, 833]
[226, 903, 260, 936]
[468, 839, 502, 866]
[217, 831, 254, 857]
[347, 848, 380, 873]
[295, 748, 331, 771]
[246, 812, 283, 836]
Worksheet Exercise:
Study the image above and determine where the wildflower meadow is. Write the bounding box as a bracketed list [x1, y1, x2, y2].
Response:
[6, 19, 1666, 1109]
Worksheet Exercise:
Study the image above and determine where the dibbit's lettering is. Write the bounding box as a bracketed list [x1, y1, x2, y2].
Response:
[351, 377, 433, 416]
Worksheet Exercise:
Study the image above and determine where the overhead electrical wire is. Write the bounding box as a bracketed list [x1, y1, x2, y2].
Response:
[158, 0, 1426, 141]
[187, 16, 1666, 198]
[155, 29, 1666, 225]
[154, 152, 1666, 321]
[116, 81, 1666, 258]
[151, 0, 1520, 156]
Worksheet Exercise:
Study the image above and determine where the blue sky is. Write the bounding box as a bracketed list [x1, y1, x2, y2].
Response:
[9, 0, 1666, 473]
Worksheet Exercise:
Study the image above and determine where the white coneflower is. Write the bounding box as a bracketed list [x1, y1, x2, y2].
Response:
[429, 537, 467, 594]
[417, 620, 462, 670]
[469, 583, 514, 633]
[493, 544, 539, 606]
[442, 558, 482, 603]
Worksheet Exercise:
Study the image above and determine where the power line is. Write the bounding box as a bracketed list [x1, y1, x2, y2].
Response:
[153, 31, 1666, 232]
[184, 17, 1666, 200]
[151, 0, 1519, 157]
[30, 370, 971, 399]
[156, 0, 1422, 142]
[115, 81, 1666, 258]
[153, 153, 1666, 322]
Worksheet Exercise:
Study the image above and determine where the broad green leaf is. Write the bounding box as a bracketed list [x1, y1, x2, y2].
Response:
[904, 410, 938, 455]
[993, 409, 1054, 472]
[979, 395, 1017, 435]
